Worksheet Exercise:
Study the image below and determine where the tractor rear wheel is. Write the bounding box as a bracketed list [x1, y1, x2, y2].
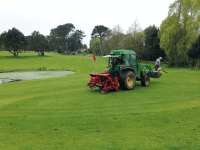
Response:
[141, 76, 150, 86]
[119, 71, 136, 90]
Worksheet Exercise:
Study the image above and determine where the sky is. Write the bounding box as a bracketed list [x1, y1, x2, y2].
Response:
[0, 0, 176, 47]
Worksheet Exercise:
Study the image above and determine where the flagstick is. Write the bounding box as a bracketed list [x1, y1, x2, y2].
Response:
[93, 59, 94, 73]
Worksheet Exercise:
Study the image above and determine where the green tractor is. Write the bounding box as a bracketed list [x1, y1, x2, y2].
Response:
[87, 50, 162, 93]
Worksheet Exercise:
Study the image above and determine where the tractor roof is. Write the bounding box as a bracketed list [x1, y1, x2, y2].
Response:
[110, 50, 136, 55]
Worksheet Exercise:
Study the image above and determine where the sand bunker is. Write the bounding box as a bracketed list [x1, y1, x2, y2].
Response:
[0, 71, 75, 84]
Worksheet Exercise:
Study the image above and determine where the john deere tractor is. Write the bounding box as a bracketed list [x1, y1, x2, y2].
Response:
[87, 50, 162, 93]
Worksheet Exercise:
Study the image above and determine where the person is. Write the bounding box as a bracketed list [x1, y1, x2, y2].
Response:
[113, 57, 123, 66]
[108, 58, 113, 67]
[155, 57, 162, 71]
[108, 57, 123, 67]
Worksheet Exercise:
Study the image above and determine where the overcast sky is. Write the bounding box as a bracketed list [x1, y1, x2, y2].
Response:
[1, 0, 175, 47]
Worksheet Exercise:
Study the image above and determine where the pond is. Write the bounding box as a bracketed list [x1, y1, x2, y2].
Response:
[0, 71, 75, 84]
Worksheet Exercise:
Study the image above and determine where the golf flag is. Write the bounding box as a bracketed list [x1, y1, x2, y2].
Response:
[93, 54, 96, 73]
[93, 54, 96, 62]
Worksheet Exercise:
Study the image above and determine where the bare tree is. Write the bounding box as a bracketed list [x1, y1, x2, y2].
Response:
[112, 24, 124, 35]
[127, 17, 142, 39]
[125, 17, 143, 54]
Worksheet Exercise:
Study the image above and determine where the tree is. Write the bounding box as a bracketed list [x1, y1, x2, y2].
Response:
[29, 31, 49, 55]
[112, 24, 124, 35]
[0, 31, 7, 51]
[91, 25, 110, 55]
[188, 35, 200, 64]
[101, 24, 145, 56]
[159, 14, 183, 66]
[101, 25, 125, 55]
[102, 25, 124, 54]
[159, 0, 200, 66]
[101, 31, 113, 55]
[82, 44, 88, 50]
[124, 32, 144, 57]
[143, 25, 166, 61]
[111, 24, 125, 50]
[3, 27, 27, 57]
[47, 35, 63, 52]
[50, 23, 75, 53]
[125, 18, 144, 56]
[89, 38, 100, 55]
[25, 35, 32, 51]
[127, 17, 142, 35]
[68, 30, 85, 53]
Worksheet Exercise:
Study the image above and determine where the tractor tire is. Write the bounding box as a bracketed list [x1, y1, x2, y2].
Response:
[141, 76, 150, 86]
[119, 71, 136, 90]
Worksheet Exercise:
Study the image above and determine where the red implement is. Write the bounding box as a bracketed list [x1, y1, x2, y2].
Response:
[87, 70, 119, 93]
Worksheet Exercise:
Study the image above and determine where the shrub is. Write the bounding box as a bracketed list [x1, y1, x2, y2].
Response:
[71, 52, 76, 55]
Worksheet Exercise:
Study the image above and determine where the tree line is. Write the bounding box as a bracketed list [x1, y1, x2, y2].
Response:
[90, 24, 166, 62]
[0, 0, 199, 67]
[0, 23, 87, 57]
[90, 0, 200, 67]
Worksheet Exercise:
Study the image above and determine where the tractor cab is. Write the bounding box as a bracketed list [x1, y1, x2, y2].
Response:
[104, 55, 124, 73]
[105, 50, 138, 76]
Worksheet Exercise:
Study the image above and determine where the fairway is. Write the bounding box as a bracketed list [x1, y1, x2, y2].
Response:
[0, 52, 200, 150]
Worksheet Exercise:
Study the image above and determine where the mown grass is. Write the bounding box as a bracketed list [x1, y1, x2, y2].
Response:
[0, 51, 200, 150]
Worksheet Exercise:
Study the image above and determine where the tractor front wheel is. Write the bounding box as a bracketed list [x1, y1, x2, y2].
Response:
[119, 71, 136, 90]
[141, 76, 150, 86]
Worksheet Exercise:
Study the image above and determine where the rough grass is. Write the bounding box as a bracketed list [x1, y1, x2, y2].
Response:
[0, 51, 200, 150]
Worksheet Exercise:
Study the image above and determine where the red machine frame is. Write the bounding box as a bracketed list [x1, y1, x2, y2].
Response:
[87, 71, 119, 93]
